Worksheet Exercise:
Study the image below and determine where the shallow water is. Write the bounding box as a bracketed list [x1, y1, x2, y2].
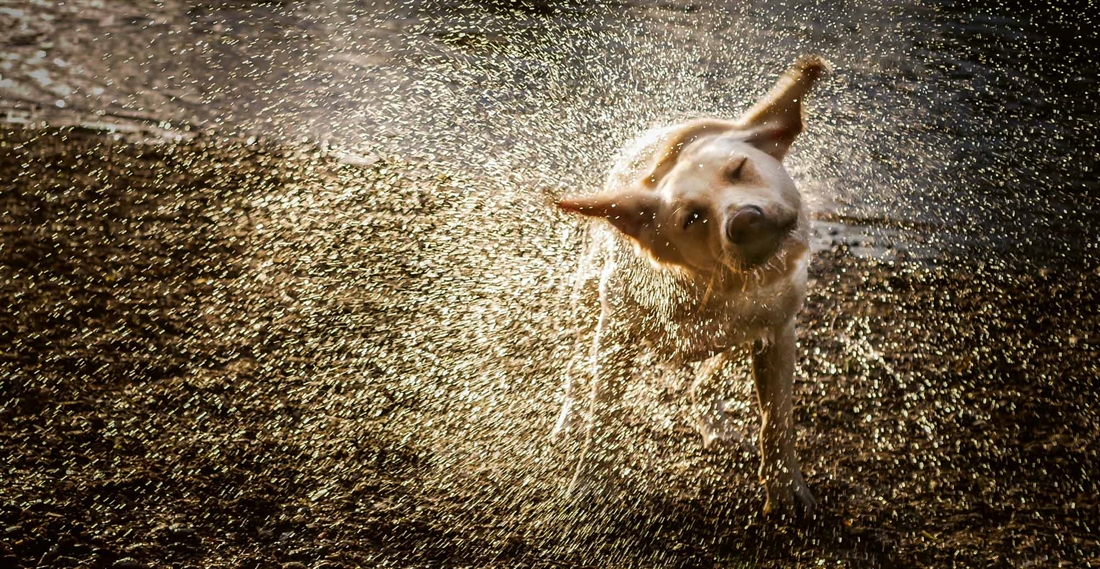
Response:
[1, 0, 1097, 261]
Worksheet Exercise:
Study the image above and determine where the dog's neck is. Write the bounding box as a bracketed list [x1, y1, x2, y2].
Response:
[678, 241, 809, 303]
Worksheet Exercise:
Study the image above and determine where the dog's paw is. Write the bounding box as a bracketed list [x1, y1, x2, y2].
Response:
[762, 479, 817, 521]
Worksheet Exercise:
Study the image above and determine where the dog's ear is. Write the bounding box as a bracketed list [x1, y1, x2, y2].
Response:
[737, 55, 830, 161]
[557, 192, 658, 239]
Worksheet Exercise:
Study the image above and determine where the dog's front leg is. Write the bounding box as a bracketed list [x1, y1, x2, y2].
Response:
[752, 319, 815, 516]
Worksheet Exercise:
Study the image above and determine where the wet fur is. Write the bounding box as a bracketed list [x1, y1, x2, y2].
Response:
[554, 56, 828, 516]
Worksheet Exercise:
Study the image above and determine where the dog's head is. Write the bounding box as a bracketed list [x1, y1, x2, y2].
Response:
[559, 56, 828, 276]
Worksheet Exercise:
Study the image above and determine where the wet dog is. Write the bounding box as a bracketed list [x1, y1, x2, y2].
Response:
[553, 56, 828, 516]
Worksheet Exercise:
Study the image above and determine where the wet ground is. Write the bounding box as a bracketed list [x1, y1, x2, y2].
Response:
[2, 127, 1098, 568]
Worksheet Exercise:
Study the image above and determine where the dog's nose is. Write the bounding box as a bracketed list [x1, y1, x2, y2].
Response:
[725, 205, 766, 245]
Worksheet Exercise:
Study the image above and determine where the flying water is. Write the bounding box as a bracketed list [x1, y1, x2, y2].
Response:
[4, 0, 1097, 258]
[2, 0, 1098, 565]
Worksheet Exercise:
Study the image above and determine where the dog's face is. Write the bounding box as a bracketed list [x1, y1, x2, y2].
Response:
[559, 128, 805, 272]
[559, 56, 827, 275]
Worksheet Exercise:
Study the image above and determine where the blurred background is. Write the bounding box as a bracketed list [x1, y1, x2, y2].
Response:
[2, 0, 1097, 262]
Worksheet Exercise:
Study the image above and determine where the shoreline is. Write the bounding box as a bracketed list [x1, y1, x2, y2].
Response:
[2, 126, 1097, 567]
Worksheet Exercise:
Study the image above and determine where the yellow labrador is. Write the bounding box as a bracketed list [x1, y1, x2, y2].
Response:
[554, 56, 828, 516]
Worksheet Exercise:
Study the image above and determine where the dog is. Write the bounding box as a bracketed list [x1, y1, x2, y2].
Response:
[552, 55, 828, 516]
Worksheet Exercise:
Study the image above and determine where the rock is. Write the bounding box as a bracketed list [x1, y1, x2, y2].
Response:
[111, 558, 145, 569]
[167, 523, 197, 540]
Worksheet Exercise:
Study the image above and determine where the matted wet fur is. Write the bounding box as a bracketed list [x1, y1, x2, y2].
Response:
[554, 55, 829, 516]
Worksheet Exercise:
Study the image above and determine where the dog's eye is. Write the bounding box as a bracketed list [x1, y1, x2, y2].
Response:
[682, 209, 705, 230]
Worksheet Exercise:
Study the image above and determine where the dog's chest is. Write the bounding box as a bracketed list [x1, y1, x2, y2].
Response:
[591, 238, 802, 363]
[612, 278, 769, 361]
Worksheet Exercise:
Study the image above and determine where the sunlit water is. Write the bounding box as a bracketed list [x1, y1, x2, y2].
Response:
[2, 0, 1098, 565]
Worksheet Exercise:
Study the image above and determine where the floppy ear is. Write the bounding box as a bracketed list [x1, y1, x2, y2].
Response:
[557, 192, 658, 239]
[737, 55, 830, 160]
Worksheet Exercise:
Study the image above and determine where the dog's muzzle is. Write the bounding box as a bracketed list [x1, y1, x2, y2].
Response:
[725, 205, 793, 265]
[725, 205, 766, 245]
